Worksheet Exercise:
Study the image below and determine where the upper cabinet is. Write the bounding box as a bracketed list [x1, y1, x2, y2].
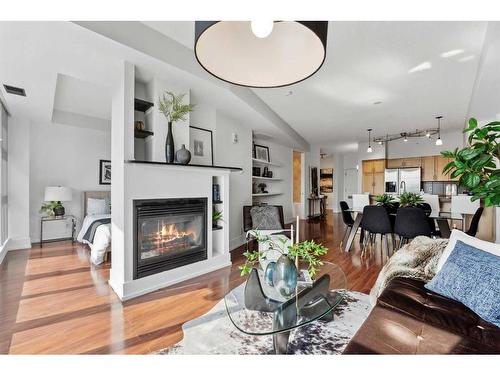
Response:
[387, 157, 421, 168]
[362, 159, 386, 195]
[420, 155, 457, 181]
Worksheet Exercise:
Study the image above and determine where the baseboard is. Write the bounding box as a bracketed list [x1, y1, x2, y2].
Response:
[0, 238, 10, 264]
[8, 236, 32, 250]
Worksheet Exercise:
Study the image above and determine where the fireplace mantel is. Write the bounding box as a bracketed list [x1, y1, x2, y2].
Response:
[127, 160, 243, 172]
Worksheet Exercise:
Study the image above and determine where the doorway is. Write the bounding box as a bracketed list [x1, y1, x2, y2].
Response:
[292, 151, 304, 218]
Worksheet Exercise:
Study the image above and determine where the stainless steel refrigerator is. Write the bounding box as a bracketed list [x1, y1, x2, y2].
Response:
[384, 168, 421, 195]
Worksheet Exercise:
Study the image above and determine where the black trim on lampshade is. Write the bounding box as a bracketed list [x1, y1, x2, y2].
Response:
[194, 21, 329, 88]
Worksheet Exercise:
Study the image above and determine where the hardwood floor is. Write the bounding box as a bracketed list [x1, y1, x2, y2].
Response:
[0, 212, 386, 354]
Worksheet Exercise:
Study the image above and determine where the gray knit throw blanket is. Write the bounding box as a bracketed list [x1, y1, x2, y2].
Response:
[369, 236, 448, 305]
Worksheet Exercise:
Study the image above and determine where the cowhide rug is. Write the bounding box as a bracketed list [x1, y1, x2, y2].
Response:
[157, 285, 372, 355]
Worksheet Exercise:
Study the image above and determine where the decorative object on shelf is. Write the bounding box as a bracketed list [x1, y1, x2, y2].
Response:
[40, 186, 72, 217]
[262, 166, 269, 177]
[134, 120, 145, 131]
[252, 167, 261, 177]
[320, 168, 333, 193]
[254, 144, 270, 162]
[194, 21, 328, 88]
[399, 192, 424, 207]
[257, 183, 268, 194]
[442, 117, 500, 207]
[99, 160, 111, 185]
[175, 144, 191, 164]
[158, 91, 194, 163]
[266, 170, 273, 178]
[213, 184, 221, 202]
[375, 193, 396, 208]
[213, 209, 223, 229]
[189, 126, 214, 166]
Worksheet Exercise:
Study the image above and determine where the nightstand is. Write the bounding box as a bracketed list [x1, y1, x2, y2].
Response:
[40, 215, 77, 248]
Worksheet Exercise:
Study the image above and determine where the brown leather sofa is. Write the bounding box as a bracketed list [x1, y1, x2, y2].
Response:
[343, 277, 500, 354]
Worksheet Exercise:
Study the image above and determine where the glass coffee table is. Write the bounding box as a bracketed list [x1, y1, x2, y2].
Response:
[224, 261, 347, 354]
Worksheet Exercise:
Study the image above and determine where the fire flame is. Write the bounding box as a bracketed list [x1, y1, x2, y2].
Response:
[155, 224, 197, 243]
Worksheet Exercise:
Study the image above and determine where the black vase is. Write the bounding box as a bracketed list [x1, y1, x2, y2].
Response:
[53, 206, 65, 217]
[165, 121, 175, 163]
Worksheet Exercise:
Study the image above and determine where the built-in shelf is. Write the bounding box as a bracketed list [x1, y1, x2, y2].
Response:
[134, 98, 154, 112]
[213, 200, 223, 204]
[252, 176, 282, 181]
[252, 192, 283, 197]
[251, 158, 281, 167]
[127, 160, 243, 171]
[134, 129, 154, 139]
[212, 226, 223, 231]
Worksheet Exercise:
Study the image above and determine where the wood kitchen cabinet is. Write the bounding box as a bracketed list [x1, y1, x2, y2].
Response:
[387, 157, 421, 168]
[420, 155, 457, 181]
[362, 159, 386, 195]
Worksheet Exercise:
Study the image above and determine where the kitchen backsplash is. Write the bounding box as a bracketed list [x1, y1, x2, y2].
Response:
[422, 181, 467, 196]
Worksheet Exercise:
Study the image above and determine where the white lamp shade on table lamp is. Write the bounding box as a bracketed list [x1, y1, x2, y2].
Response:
[44, 186, 72, 202]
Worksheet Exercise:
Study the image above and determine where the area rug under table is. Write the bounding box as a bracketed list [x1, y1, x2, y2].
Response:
[157, 284, 372, 355]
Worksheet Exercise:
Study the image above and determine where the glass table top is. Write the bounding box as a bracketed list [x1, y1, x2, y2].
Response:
[224, 261, 347, 336]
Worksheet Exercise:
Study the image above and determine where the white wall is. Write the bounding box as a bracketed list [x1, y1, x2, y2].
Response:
[29, 120, 111, 242]
[7, 116, 31, 250]
[214, 112, 252, 249]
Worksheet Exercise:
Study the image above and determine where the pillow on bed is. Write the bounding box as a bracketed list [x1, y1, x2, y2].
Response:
[87, 198, 110, 215]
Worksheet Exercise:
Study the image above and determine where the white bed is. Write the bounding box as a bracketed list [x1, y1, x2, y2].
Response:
[76, 191, 111, 265]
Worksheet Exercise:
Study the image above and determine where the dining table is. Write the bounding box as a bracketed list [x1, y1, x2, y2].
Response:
[343, 207, 464, 252]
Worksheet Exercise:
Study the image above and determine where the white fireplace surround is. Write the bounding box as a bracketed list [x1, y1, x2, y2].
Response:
[109, 61, 236, 301]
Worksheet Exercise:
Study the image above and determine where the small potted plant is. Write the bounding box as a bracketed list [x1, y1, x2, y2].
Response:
[375, 193, 397, 213]
[213, 210, 223, 229]
[399, 192, 424, 207]
[39, 201, 64, 217]
[158, 91, 195, 164]
[239, 232, 328, 297]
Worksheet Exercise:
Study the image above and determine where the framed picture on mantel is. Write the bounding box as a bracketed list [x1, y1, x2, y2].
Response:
[189, 126, 213, 166]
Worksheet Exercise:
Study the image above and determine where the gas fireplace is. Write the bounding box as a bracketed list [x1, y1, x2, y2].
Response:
[133, 198, 207, 279]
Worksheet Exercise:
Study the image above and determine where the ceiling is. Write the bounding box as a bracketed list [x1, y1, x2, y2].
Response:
[0, 21, 493, 151]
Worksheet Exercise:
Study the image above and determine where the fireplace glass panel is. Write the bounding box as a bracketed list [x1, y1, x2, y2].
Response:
[138, 213, 204, 261]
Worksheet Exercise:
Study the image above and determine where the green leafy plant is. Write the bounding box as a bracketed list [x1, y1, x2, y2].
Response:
[399, 192, 424, 207]
[158, 91, 194, 123]
[239, 231, 328, 277]
[213, 209, 223, 224]
[39, 201, 63, 216]
[375, 193, 395, 207]
[441, 118, 500, 207]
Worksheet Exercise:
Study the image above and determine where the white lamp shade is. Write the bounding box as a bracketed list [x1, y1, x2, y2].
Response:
[44, 186, 72, 202]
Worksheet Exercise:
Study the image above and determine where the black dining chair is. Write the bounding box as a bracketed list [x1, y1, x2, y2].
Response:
[418, 202, 440, 237]
[394, 207, 432, 248]
[466, 207, 484, 237]
[339, 201, 355, 247]
[360, 205, 394, 254]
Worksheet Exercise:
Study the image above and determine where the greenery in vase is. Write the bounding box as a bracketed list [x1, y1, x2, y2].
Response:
[213, 210, 223, 227]
[375, 193, 396, 207]
[239, 231, 328, 277]
[157, 91, 194, 123]
[39, 201, 63, 216]
[399, 192, 424, 207]
[441, 117, 500, 207]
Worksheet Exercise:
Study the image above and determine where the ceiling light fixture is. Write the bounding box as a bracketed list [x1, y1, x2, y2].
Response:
[408, 61, 432, 74]
[440, 49, 464, 58]
[194, 21, 328, 88]
[251, 21, 274, 38]
[435, 116, 443, 146]
[367, 128, 373, 153]
[403, 133, 408, 142]
[3, 84, 26, 97]
[373, 127, 439, 144]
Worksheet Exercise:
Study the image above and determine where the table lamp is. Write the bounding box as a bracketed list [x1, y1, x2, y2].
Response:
[44, 186, 72, 216]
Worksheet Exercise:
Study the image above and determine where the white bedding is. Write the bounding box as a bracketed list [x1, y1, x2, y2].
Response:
[77, 214, 111, 265]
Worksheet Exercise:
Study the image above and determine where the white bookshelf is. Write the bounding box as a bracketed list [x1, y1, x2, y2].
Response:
[252, 153, 283, 203]
[251, 158, 281, 167]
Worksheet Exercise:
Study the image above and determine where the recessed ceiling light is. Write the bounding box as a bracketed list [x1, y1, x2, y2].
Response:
[285, 90, 293, 96]
[408, 62, 431, 73]
[373, 101, 382, 105]
[440, 49, 464, 58]
[3, 84, 26, 97]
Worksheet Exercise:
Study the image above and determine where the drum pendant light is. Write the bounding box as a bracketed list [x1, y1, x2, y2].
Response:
[194, 21, 328, 88]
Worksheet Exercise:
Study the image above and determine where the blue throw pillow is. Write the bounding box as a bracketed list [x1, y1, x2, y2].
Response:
[425, 240, 500, 327]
